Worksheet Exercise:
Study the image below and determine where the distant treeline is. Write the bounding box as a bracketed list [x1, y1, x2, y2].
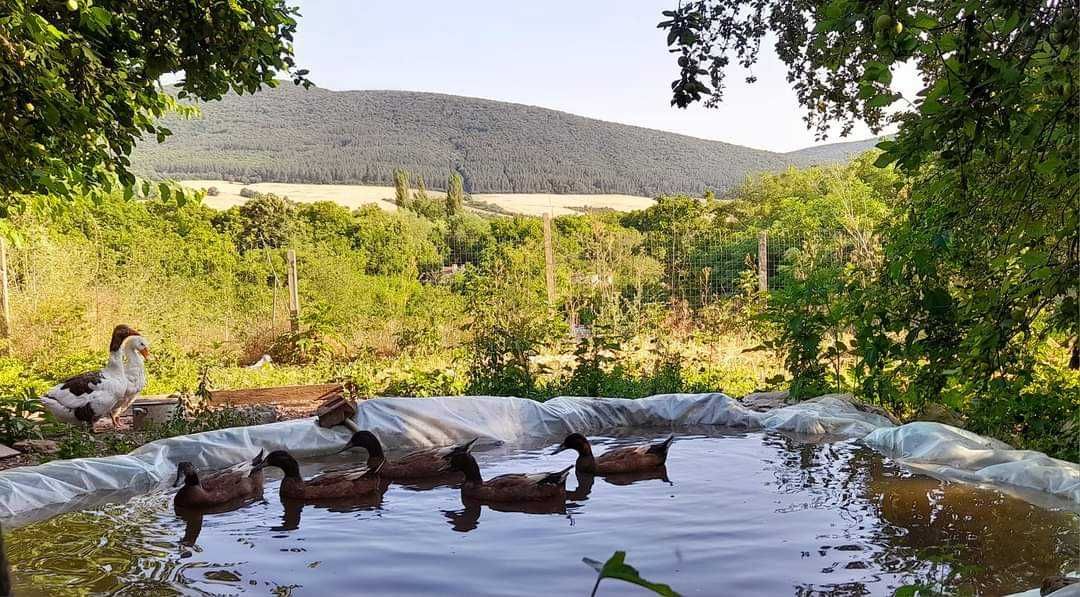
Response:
[131, 86, 879, 196]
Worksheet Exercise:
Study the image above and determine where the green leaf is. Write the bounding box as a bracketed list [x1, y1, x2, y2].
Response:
[585, 552, 681, 597]
[158, 182, 171, 201]
[867, 93, 897, 108]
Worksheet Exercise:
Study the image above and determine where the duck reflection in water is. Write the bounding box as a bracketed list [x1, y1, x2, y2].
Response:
[175, 494, 263, 552]
[567, 466, 672, 501]
[275, 482, 389, 532]
[443, 497, 574, 533]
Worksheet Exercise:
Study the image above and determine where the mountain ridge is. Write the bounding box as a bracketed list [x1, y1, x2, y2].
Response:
[132, 86, 881, 197]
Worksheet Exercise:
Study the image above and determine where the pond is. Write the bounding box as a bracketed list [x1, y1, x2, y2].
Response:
[4, 428, 1077, 595]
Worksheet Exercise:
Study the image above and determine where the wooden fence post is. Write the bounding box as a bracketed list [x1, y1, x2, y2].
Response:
[542, 213, 556, 307]
[758, 230, 769, 293]
[286, 249, 300, 332]
[0, 238, 10, 338]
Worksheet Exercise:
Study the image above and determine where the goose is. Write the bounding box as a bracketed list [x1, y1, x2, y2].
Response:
[110, 335, 150, 427]
[40, 324, 141, 430]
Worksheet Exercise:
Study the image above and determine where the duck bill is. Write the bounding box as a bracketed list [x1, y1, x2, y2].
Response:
[173, 470, 184, 487]
[551, 445, 567, 455]
[334, 442, 355, 455]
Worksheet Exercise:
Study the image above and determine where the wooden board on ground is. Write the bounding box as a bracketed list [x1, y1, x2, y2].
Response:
[209, 383, 343, 407]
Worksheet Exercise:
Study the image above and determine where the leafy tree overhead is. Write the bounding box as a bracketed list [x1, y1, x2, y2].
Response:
[0, 0, 310, 206]
[660, 1, 1078, 438]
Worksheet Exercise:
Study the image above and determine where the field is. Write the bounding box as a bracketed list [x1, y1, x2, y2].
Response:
[181, 180, 656, 216]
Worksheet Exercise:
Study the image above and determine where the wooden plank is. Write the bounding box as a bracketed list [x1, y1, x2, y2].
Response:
[209, 383, 343, 406]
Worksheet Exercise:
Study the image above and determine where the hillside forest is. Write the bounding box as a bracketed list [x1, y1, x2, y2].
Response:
[129, 87, 878, 197]
[1, 153, 1075, 461]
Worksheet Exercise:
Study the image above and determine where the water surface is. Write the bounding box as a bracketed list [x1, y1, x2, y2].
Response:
[5, 428, 1077, 595]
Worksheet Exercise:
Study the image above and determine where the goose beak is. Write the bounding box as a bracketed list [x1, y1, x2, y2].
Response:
[138, 346, 150, 359]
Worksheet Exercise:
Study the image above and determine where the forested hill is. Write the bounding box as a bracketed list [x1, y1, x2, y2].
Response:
[132, 86, 880, 197]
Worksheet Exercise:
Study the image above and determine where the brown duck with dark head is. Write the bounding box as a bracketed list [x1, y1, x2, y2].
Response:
[262, 449, 383, 500]
[173, 450, 266, 508]
[338, 431, 476, 480]
[448, 452, 571, 503]
[553, 433, 675, 475]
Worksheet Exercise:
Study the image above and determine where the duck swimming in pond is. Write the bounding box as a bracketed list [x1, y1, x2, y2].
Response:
[261, 450, 383, 500]
[173, 451, 266, 508]
[448, 452, 572, 503]
[553, 433, 675, 475]
[337, 431, 477, 480]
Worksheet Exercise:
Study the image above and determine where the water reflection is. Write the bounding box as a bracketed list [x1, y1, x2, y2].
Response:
[3, 430, 1076, 596]
[763, 433, 1079, 594]
[443, 497, 574, 533]
[276, 484, 388, 532]
[175, 495, 263, 549]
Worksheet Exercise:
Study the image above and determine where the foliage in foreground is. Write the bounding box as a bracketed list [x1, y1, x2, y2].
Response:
[0, 0, 309, 204]
[661, 0, 1078, 461]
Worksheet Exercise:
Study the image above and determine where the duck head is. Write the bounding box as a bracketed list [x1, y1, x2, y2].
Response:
[109, 324, 141, 353]
[125, 335, 150, 360]
[337, 430, 383, 458]
[260, 450, 301, 478]
[552, 433, 591, 455]
[448, 452, 483, 483]
[174, 462, 198, 487]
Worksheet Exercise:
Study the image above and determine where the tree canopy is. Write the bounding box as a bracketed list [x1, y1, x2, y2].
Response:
[660, 0, 1078, 441]
[0, 0, 310, 207]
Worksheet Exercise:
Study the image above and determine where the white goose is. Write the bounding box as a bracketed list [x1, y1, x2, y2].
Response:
[110, 335, 150, 426]
[40, 324, 142, 429]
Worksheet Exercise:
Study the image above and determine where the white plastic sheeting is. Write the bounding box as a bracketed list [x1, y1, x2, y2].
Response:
[864, 422, 1080, 504]
[0, 392, 1076, 523]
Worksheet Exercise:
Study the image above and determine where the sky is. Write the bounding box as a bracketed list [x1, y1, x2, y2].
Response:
[290, 0, 915, 153]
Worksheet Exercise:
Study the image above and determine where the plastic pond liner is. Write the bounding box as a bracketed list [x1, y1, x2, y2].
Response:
[0, 393, 1076, 595]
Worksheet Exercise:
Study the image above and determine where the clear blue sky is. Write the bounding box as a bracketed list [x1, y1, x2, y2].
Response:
[290, 0, 903, 152]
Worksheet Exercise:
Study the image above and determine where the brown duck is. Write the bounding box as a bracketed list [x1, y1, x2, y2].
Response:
[262, 449, 383, 500]
[553, 433, 675, 474]
[173, 450, 266, 508]
[448, 452, 572, 503]
[338, 430, 477, 480]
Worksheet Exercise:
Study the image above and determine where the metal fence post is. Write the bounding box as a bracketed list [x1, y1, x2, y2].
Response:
[286, 249, 300, 332]
[758, 230, 768, 293]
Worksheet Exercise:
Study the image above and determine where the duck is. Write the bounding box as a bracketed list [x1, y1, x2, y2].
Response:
[110, 335, 150, 428]
[40, 324, 141, 429]
[261, 449, 384, 500]
[337, 431, 477, 480]
[448, 451, 572, 503]
[173, 450, 266, 508]
[552, 433, 675, 475]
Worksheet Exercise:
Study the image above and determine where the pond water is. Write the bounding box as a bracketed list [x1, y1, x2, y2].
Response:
[4, 428, 1077, 596]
